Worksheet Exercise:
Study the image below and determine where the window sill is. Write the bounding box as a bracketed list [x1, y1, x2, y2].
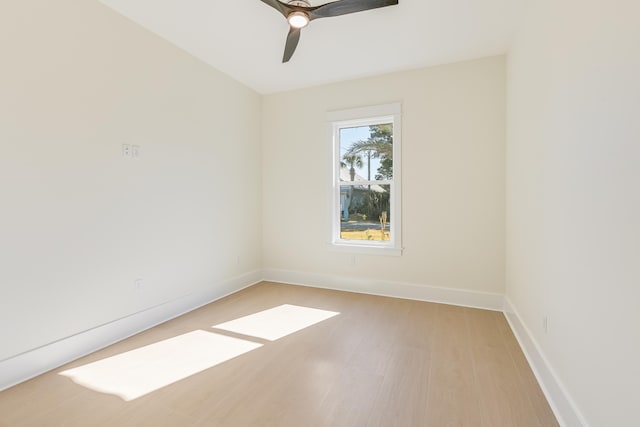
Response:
[328, 242, 403, 256]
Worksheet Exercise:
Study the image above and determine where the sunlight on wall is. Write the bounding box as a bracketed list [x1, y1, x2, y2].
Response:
[212, 304, 340, 341]
[59, 330, 262, 401]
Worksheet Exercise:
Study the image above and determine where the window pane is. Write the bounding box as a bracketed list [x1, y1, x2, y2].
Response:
[339, 185, 391, 241]
[339, 124, 393, 181]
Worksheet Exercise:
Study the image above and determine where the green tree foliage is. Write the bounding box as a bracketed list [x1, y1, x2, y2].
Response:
[345, 124, 393, 179]
[375, 158, 393, 180]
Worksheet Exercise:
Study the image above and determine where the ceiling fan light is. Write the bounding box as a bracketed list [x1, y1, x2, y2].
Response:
[288, 11, 309, 28]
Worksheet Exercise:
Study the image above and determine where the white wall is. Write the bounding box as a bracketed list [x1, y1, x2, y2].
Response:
[0, 1, 262, 362]
[506, 0, 640, 425]
[263, 57, 505, 295]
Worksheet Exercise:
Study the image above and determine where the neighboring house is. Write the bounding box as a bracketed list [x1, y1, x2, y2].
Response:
[339, 166, 386, 220]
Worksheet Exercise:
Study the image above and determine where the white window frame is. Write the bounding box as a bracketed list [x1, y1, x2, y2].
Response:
[327, 103, 402, 256]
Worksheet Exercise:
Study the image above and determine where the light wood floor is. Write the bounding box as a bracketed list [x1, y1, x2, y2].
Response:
[0, 282, 558, 426]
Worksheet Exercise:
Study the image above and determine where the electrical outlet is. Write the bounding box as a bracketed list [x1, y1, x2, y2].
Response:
[122, 144, 131, 158]
[135, 278, 144, 290]
[132, 145, 140, 159]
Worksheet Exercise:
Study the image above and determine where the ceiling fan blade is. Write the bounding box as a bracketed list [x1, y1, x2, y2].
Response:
[283, 27, 301, 63]
[309, 0, 398, 20]
[259, 0, 292, 18]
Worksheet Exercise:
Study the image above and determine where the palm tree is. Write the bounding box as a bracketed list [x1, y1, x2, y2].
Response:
[344, 139, 392, 160]
[344, 124, 393, 179]
[341, 153, 363, 181]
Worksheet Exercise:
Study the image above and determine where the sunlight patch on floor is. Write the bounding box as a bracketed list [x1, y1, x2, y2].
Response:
[212, 304, 340, 341]
[59, 330, 262, 401]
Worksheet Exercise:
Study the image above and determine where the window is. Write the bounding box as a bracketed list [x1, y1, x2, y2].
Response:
[328, 103, 402, 255]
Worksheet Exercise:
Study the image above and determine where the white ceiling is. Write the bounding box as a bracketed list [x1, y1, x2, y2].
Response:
[99, 0, 524, 94]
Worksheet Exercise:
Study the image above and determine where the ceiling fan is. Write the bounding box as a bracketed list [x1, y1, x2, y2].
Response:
[260, 0, 399, 63]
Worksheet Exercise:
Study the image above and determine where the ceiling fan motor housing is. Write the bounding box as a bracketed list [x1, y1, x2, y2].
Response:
[288, 0, 311, 6]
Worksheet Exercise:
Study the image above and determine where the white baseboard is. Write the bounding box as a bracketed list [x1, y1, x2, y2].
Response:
[263, 268, 504, 311]
[0, 270, 262, 392]
[503, 297, 587, 427]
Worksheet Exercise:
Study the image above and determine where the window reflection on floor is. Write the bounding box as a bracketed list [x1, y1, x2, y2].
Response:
[60, 330, 262, 401]
[212, 304, 340, 341]
[59, 304, 340, 401]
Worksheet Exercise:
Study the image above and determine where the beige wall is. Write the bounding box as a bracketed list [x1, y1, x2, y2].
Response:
[0, 1, 262, 361]
[506, 0, 640, 424]
[262, 57, 506, 293]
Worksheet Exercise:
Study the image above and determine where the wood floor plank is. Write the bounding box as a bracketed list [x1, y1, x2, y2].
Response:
[467, 309, 544, 427]
[367, 344, 431, 427]
[0, 282, 558, 426]
[424, 304, 483, 426]
[314, 367, 384, 427]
